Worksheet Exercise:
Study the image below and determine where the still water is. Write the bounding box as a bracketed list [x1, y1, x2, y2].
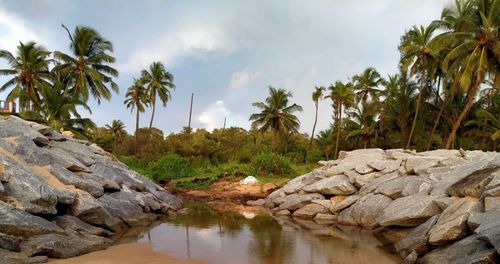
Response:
[128, 202, 400, 264]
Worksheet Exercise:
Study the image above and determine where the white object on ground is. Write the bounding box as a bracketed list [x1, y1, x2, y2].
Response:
[239, 176, 259, 185]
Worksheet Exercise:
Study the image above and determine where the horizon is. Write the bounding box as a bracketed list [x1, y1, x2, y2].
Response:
[0, 0, 450, 134]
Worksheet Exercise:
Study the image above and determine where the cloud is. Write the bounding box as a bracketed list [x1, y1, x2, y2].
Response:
[229, 69, 263, 89]
[0, 6, 41, 51]
[118, 26, 237, 73]
[198, 100, 230, 131]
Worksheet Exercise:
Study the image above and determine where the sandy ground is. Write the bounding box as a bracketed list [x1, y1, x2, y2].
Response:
[49, 243, 206, 264]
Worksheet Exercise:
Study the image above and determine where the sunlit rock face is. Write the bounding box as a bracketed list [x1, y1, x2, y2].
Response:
[264, 148, 500, 263]
[0, 115, 182, 262]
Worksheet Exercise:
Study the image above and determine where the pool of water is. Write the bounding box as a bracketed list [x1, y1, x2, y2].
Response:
[124, 202, 400, 264]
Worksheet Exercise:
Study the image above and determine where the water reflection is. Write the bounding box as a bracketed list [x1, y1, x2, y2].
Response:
[132, 202, 399, 264]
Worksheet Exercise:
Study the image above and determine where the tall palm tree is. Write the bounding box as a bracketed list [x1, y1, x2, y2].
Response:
[435, 0, 499, 148]
[0, 41, 52, 112]
[400, 23, 438, 149]
[352, 67, 384, 103]
[327, 81, 356, 158]
[465, 108, 500, 151]
[249, 86, 303, 152]
[124, 78, 148, 153]
[309, 86, 325, 149]
[141, 62, 175, 131]
[105, 120, 127, 152]
[53, 25, 118, 104]
[316, 128, 334, 160]
[346, 101, 380, 149]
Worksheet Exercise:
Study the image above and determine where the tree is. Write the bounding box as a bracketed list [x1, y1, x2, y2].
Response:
[346, 101, 380, 149]
[53, 25, 118, 104]
[249, 86, 303, 152]
[124, 78, 148, 153]
[352, 67, 384, 103]
[309, 86, 325, 149]
[327, 81, 356, 158]
[435, 0, 499, 148]
[465, 108, 500, 150]
[400, 24, 438, 149]
[0, 41, 52, 112]
[105, 120, 127, 152]
[141, 62, 175, 131]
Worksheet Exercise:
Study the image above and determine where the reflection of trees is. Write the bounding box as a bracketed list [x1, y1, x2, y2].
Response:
[247, 214, 295, 264]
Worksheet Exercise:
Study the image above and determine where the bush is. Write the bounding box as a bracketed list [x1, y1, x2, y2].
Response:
[306, 148, 324, 163]
[251, 151, 294, 176]
[151, 153, 193, 181]
[118, 155, 151, 177]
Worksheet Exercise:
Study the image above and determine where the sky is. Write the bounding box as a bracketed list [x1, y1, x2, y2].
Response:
[0, 0, 450, 135]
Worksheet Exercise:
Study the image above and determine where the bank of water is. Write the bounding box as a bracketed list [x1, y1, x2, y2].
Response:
[53, 202, 400, 264]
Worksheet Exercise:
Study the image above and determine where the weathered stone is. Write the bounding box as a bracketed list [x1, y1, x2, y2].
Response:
[428, 197, 479, 245]
[0, 116, 49, 146]
[246, 199, 266, 206]
[405, 157, 441, 175]
[69, 191, 124, 232]
[347, 171, 382, 187]
[0, 233, 20, 252]
[276, 193, 325, 211]
[53, 215, 113, 237]
[359, 172, 400, 195]
[275, 209, 291, 216]
[338, 194, 392, 227]
[484, 197, 500, 212]
[310, 199, 332, 208]
[446, 167, 497, 197]
[52, 140, 97, 166]
[0, 248, 48, 264]
[49, 165, 104, 198]
[395, 215, 439, 256]
[418, 235, 490, 264]
[99, 192, 155, 227]
[434, 197, 457, 211]
[282, 170, 325, 194]
[483, 172, 500, 197]
[376, 195, 441, 227]
[313, 213, 337, 224]
[375, 176, 426, 199]
[303, 175, 357, 195]
[354, 164, 374, 174]
[292, 203, 329, 218]
[0, 202, 63, 237]
[330, 195, 359, 212]
[402, 250, 418, 264]
[472, 211, 500, 254]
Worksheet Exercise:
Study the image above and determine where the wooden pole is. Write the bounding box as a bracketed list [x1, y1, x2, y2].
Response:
[188, 93, 194, 132]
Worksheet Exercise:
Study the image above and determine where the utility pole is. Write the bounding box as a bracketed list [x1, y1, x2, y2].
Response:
[188, 93, 194, 133]
[222, 117, 226, 133]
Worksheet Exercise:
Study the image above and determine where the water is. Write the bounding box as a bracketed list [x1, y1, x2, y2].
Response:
[128, 202, 400, 264]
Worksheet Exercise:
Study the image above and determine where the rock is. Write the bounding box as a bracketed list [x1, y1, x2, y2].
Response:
[0, 248, 48, 264]
[405, 157, 441, 175]
[313, 213, 337, 224]
[473, 211, 500, 254]
[99, 192, 156, 227]
[483, 172, 500, 197]
[346, 171, 382, 187]
[468, 211, 499, 231]
[276, 193, 325, 211]
[484, 197, 500, 212]
[395, 215, 439, 256]
[310, 199, 332, 208]
[375, 176, 427, 199]
[418, 235, 490, 264]
[283, 171, 325, 194]
[89, 163, 145, 191]
[69, 191, 124, 232]
[434, 197, 457, 211]
[446, 167, 497, 197]
[302, 175, 357, 195]
[0, 116, 49, 146]
[330, 195, 359, 213]
[52, 140, 97, 166]
[402, 250, 418, 264]
[354, 164, 374, 174]
[246, 199, 266, 206]
[0, 233, 20, 252]
[428, 197, 479, 245]
[376, 195, 441, 227]
[53, 215, 113, 237]
[49, 165, 104, 198]
[338, 194, 392, 227]
[0, 202, 63, 237]
[292, 203, 329, 218]
[275, 209, 291, 216]
[359, 172, 400, 195]
[239, 176, 259, 185]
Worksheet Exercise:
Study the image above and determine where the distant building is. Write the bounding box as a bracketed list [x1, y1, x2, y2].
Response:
[0, 100, 16, 114]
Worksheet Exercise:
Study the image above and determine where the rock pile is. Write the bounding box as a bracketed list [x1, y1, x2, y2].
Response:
[0, 116, 182, 263]
[265, 148, 500, 264]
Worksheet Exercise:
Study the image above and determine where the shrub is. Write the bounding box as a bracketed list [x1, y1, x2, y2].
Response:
[118, 155, 151, 177]
[151, 153, 193, 181]
[251, 151, 294, 176]
[306, 148, 324, 163]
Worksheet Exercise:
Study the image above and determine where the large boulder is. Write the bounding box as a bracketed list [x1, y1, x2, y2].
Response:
[337, 194, 392, 227]
[282, 170, 325, 194]
[395, 215, 439, 257]
[276, 193, 325, 211]
[0, 202, 62, 237]
[446, 167, 497, 197]
[302, 175, 357, 195]
[376, 195, 441, 227]
[418, 235, 494, 264]
[292, 203, 329, 218]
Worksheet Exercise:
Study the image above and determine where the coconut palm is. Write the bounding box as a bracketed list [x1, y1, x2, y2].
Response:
[105, 119, 127, 151]
[0, 41, 52, 112]
[346, 101, 380, 149]
[327, 81, 356, 158]
[435, 0, 499, 148]
[400, 23, 439, 149]
[352, 67, 384, 103]
[124, 78, 148, 152]
[53, 25, 118, 104]
[141, 62, 175, 131]
[316, 128, 335, 160]
[309, 86, 325, 149]
[249, 86, 303, 151]
[465, 108, 500, 151]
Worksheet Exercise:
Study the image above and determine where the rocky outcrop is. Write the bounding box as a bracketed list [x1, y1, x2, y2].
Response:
[264, 148, 500, 263]
[0, 116, 182, 262]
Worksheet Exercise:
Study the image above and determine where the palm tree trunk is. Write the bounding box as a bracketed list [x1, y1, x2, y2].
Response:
[135, 108, 140, 154]
[334, 104, 342, 159]
[309, 101, 319, 149]
[445, 82, 480, 149]
[426, 89, 448, 151]
[406, 72, 425, 149]
[149, 99, 156, 131]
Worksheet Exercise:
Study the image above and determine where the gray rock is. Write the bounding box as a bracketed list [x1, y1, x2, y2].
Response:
[0, 233, 20, 252]
[99, 192, 155, 227]
[418, 235, 490, 264]
[53, 215, 113, 237]
[468, 211, 499, 231]
[483, 172, 500, 197]
[90, 163, 146, 191]
[276, 193, 325, 211]
[313, 213, 337, 224]
[69, 191, 124, 232]
[0, 248, 48, 264]
[246, 199, 266, 206]
[403, 250, 418, 264]
[434, 197, 457, 211]
[376, 195, 441, 227]
[395, 215, 439, 256]
[49, 165, 104, 198]
[484, 197, 500, 212]
[292, 203, 329, 218]
[405, 157, 441, 175]
[275, 209, 291, 216]
[330, 195, 359, 212]
[359, 172, 400, 195]
[338, 194, 392, 227]
[375, 176, 426, 199]
[446, 167, 497, 197]
[354, 164, 374, 174]
[303, 175, 357, 195]
[473, 211, 500, 254]
[52, 140, 97, 166]
[0, 202, 63, 237]
[428, 197, 479, 245]
[283, 170, 325, 194]
[0, 116, 49, 146]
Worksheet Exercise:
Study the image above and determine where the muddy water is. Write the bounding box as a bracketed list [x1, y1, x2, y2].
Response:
[55, 202, 400, 264]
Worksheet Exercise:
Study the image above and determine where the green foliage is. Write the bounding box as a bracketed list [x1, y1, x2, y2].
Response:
[118, 155, 151, 177]
[151, 153, 193, 181]
[251, 151, 294, 176]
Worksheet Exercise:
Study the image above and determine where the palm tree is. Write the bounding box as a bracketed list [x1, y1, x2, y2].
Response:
[435, 0, 499, 148]
[309, 86, 325, 149]
[141, 62, 175, 131]
[465, 108, 500, 151]
[105, 120, 127, 152]
[249, 86, 303, 152]
[400, 23, 438, 149]
[53, 25, 118, 104]
[346, 101, 380, 149]
[327, 81, 356, 158]
[352, 67, 384, 103]
[0, 41, 52, 112]
[316, 129, 335, 160]
[124, 78, 148, 153]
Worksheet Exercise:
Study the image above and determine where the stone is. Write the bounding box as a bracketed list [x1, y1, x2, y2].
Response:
[99, 192, 155, 227]
[484, 197, 500, 212]
[292, 203, 329, 218]
[376, 195, 441, 227]
[0, 202, 63, 237]
[69, 191, 124, 232]
[275, 209, 291, 216]
[359, 172, 400, 195]
[330, 195, 359, 212]
[313, 213, 337, 224]
[0, 248, 48, 264]
[0, 116, 49, 146]
[49, 165, 104, 198]
[483, 172, 500, 197]
[446, 167, 497, 197]
[246, 199, 266, 206]
[472, 211, 500, 254]
[302, 175, 357, 195]
[402, 250, 418, 264]
[347, 171, 381, 187]
[434, 197, 457, 211]
[395, 215, 439, 256]
[239, 176, 258, 185]
[405, 157, 441, 175]
[282, 170, 325, 194]
[428, 197, 479, 245]
[52, 140, 97, 166]
[375, 176, 426, 199]
[338, 194, 392, 227]
[0, 233, 20, 252]
[53, 215, 113, 237]
[418, 235, 490, 264]
[354, 164, 374, 174]
[310, 199, 332, 208]
[276, 193, 325, 211]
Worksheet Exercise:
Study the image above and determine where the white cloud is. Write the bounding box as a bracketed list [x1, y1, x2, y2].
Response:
[229, 69, 263, 89]
[198, 100, 230, 131]
[118, 26, 236, 73]
[0, 6, 41, 51]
